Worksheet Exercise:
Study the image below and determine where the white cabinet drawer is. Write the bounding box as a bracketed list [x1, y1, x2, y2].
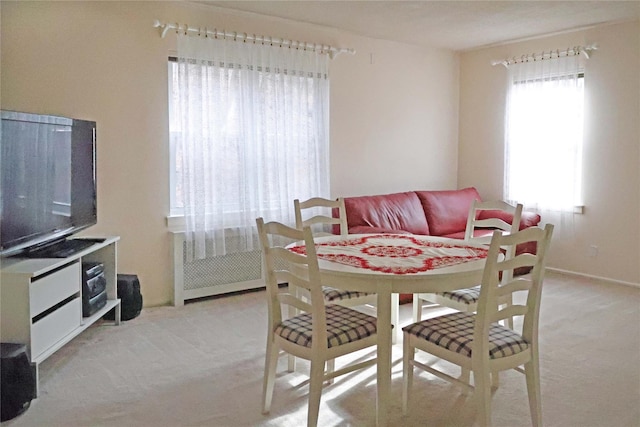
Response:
[30, 262, 81, 317]
[31, 297, 81, 359]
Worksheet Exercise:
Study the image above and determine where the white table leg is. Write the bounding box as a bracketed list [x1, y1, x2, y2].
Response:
[391, 293, 399, 344]
[376, 286, 392, 427]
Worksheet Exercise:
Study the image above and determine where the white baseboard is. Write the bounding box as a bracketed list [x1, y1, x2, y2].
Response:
[547, 267, 640, 289]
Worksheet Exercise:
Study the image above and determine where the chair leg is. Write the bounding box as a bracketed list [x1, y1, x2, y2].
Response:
[412, 296, 423, 323]
[460, 368, 471, 395]
[470, 369, 499, 390]
[402, 333, 414, 415]
[288, 288, 300, 373]
[525, 355, 542, 427]
[325, 359, 335, 385]
[506, 296, 514, 329]
[491, 371, 500, 389]
[307, 359, 325, 427]
[474, 367, 492, 427]
[262, 338, 279, 414]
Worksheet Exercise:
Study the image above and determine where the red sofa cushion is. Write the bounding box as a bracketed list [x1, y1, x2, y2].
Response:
[343, 192, 430, 235]
[415, 187, 481, 236]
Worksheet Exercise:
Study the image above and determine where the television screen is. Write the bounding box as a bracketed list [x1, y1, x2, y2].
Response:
[0, 111, 97, 257]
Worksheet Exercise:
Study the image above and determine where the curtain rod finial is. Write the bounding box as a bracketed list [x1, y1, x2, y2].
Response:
[154, 19, 172, 38]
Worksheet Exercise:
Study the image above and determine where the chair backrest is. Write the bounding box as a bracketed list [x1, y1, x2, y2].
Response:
[256, 217, 329, 350]
[473, 224, 554, 360]
[294, 197, 348, 237]
[465, 200, 523, 286]
[464, 200, 523, 241]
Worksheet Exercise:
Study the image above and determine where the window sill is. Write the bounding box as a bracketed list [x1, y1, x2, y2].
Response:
[167, 215, 185, 233]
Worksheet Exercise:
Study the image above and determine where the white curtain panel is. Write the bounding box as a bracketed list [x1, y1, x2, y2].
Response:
[174, 34, 330, 260]
[504, 52, 584, 213]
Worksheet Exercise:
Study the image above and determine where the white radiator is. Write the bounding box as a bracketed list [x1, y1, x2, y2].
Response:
[172, 233, 265, 305]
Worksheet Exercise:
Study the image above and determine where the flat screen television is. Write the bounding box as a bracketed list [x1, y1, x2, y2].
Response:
[0, 110, 97, 257]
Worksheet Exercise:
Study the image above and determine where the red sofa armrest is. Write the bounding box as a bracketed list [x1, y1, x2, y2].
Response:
[477, 209, 541, 230]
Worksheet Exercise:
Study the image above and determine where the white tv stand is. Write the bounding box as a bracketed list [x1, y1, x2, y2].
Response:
[0, 236, 121, 395]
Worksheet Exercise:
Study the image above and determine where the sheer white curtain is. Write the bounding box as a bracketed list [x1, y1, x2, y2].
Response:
[173, 34, 330, 260]
[504, 51, 584, 213]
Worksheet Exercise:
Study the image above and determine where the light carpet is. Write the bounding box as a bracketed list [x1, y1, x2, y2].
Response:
[3, 271, 639, 427]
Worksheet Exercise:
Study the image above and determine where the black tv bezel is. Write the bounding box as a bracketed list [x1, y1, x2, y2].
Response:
[0, 110, 97, 258]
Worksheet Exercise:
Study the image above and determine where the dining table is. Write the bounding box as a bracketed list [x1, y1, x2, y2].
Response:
[287, 233, 492, 426]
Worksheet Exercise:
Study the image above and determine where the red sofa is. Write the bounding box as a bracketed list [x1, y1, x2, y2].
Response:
[334, 187, 541, 301]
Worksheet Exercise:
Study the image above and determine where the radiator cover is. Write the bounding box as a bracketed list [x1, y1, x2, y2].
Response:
[172, 233, 265, 305]
[183, 249, 262, 290]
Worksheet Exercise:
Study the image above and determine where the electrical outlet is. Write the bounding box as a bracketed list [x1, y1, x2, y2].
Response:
[588, 245, 598, 257]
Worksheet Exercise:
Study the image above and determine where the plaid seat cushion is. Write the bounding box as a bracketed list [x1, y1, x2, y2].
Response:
[436, 286, 481, 305]
[402, 311, 529, 359]
[322, 286, 374, 302]
[275, 304, 377, 348]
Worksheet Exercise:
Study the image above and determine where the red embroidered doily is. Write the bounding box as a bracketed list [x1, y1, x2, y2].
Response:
[289, 234, 489, 275]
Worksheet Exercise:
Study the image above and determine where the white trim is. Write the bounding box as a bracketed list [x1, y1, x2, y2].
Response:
[182, 279, 265, 301]
[547, 267, 639, 288]
[172, 232, 185, 306]
[167, 215, 185, 233]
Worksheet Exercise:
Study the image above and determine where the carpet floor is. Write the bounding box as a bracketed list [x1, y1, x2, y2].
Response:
[3, 271, 639, 427]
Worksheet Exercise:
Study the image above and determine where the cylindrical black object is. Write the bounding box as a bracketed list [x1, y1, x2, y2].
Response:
[1, 343, 36, 421]
[104, 274, 143, 321]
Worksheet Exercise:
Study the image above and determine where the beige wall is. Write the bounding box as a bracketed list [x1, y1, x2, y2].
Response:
[459, 21, 640, 284]
[1, 1, 460, 305]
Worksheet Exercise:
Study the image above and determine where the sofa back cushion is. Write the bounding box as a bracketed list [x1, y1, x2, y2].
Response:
[415, 187, 481, 236]
[343, 192, 430, 235]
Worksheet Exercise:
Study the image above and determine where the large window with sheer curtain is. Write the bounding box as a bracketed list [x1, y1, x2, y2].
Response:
[504, 53, 585, 213]
[168, 34, 330, 260]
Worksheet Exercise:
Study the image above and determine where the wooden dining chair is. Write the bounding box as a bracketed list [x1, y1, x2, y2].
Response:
[402, 224, 554, 427]
[294, 197, 377, 309]
[293, 197, 378, 377]
[257, 217, 379, 427]
[413, 200, 523, 328]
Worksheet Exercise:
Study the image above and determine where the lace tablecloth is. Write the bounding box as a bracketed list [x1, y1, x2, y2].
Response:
[288, 234, 489, 275]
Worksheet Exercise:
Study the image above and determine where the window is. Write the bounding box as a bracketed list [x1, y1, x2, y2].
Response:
[504, 57, 585, 212]
[169, 34, 330, 259]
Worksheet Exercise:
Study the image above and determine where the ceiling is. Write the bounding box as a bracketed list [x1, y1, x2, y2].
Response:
[199, 1, 640, 51]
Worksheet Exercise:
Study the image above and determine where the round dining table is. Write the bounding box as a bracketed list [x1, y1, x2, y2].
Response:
[287, 233, 492, 426]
